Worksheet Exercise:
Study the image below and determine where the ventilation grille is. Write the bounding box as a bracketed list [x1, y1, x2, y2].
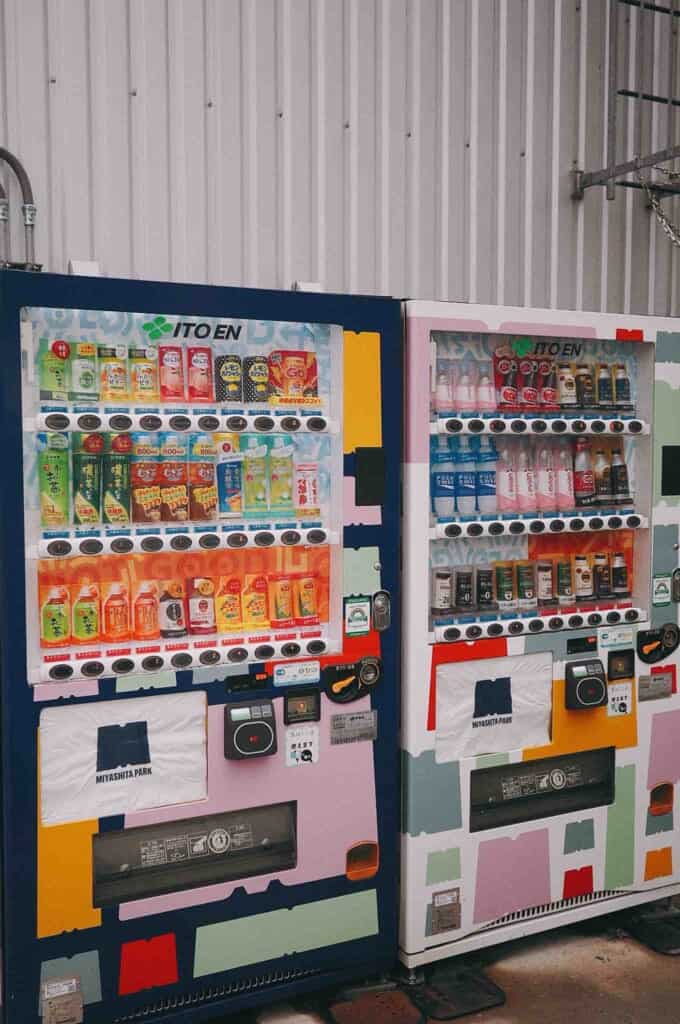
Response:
[484, 889, 625, 930]
[112, 967, 319, 1022]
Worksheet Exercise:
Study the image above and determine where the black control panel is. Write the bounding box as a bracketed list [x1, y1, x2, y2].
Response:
[224, 699, 277, 759]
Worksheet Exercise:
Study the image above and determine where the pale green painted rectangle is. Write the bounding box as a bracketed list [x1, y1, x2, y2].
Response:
[193, 890, 378, 977]
[343, 547, 381, 597]
[426, 848, 461, 886]
[604, 765, 636, 889]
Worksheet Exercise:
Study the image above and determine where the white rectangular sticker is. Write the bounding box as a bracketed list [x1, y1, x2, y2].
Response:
[273, 660, 320, 687]
[330, 709, 377, 745]
[599, 625, 634, 648]
[608, 681, 633, 717]
[40, 692, 207, 825]
[285, 725, 320, 766]
[345, 597, 371, 637]
[435, 652, 552, 761]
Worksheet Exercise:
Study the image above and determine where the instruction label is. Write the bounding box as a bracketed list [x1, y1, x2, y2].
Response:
[653, 573, 672, 607]
[431, 888, 461, 934]
[285, 725, 319, 766]
[344, 597, 371, 637]
[273, 660, 320, 687]
[330, 709, 377, 745]
[608, 681, 633, 717]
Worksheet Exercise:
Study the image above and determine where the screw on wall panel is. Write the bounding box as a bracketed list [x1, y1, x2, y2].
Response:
[49, 77, 56, 84]
[207, 99, 214, 108]
[373, 562, 382, 572]
[130, 89, 137, 96]
[344, 122, 350, 129]
[277, 110, 283, 118]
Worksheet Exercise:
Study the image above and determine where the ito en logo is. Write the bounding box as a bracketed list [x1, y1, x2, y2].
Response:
[142, 315, 174, 340]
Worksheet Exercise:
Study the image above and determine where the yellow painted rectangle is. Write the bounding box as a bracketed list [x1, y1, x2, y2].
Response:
[343, 332, 382, 453]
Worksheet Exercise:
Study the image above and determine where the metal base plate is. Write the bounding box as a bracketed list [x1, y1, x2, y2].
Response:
[404, 965, 505, 1021]
[624, 906, 680, 955]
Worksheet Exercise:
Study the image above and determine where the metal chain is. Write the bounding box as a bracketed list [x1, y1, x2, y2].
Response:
[635, 167, 680, 248]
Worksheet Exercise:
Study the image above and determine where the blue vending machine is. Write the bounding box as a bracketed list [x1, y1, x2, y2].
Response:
[0, 270, 401, 1023]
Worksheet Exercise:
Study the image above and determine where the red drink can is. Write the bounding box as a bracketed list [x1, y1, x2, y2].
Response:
[187, 345, 214, 402]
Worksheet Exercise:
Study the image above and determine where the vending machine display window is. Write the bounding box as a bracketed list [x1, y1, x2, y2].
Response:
[23, 310, 345, 684]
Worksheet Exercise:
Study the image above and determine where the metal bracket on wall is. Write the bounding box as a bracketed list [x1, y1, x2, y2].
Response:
[572, 0, 680, 201]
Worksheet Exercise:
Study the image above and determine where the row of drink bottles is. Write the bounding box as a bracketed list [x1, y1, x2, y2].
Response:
[430, 435, 632, 518]
[38, 431, 322, 529]
[39, 337, 320, 407]
[431, 550, 631, 619]
[433, 353, 634, 414]
[40, 571, 323, 649]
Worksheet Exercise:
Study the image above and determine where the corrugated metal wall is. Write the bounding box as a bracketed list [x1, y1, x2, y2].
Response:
[1, 0, 679, 313]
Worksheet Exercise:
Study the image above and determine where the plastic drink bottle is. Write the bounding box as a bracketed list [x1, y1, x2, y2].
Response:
[432, 436, 456, 517]
[475, 436, 497, 514]
[453, 361, 476, 412]
[453, 436, 476, 515]
[556, 439, 575, 511]
[103, 583, 130, 641]
[72, 584, 100, 644]
[476, 363, 496, 412]
[434, 370, 453, 412]
[243, 436, 269, 516]
[611, 448, 632, 503]
[535, 441, 556, 513]
[593, 448, 613, 504]
[516, 445, 536, 513]
[269, 436, 295, 515]
[496, 441, 518, 514]
[573, 437, 596, 507]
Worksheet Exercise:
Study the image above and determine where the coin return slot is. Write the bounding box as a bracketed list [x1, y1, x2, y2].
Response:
[346, 841, 379, 882]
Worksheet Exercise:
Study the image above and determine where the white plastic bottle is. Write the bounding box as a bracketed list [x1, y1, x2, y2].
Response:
[496, 441, 518, 514]
[453, 360, 476, 413]
[535, 440, 556, 513]
[555, 438, 575, 511]
[475, 436, 498, 514]
[431, 436, 456, 517]
[516, 444, 536, 513]
[476, 362, 496, 412]
[454, 436, 477, 514]
[434, 370, 453, 412]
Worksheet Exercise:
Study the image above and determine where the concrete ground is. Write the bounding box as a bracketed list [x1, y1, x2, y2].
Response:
[217, 913, 680, 1023]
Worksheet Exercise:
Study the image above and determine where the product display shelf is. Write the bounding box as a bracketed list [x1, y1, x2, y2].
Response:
[36, 522, 334, 559]
[430, 414, 647, 437]
[430, 510, 646, 540]
[429, 603, 646, 644]
[38, 627, 330, 684]
[31, 405, 332, 436]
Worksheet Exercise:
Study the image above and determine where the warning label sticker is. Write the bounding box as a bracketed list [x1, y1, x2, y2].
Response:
[431, 888, 461, 934]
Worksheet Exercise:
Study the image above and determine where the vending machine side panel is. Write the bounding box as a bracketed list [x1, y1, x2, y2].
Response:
[401, 299, 680, 968]
[0, 270, 402, 1023]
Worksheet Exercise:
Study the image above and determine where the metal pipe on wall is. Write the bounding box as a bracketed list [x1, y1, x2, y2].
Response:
[0, 147, 36, 267]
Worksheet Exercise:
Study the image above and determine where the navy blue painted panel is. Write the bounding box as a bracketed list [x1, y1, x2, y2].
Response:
[0, 271, 402, 1023]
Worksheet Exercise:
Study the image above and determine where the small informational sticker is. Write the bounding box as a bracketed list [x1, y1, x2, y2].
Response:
[286, 725, 320, 766]
[608, 681, 633, 717]
[273, 660, 320, 687]
[431, 888, 461, 934]
[42, 977, 83, 1024]
[599, 625, 634, 649]
[344, 597, 371, 637]
[330, 709, 378, 745]
[639, 667, 675, 701]
[653, 573, 672, 607]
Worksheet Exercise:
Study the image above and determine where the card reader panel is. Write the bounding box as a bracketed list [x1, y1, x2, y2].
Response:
[93, 801, 297, 906]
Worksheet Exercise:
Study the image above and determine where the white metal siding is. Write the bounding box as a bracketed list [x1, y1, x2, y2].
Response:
[1, 0, 679, 313]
